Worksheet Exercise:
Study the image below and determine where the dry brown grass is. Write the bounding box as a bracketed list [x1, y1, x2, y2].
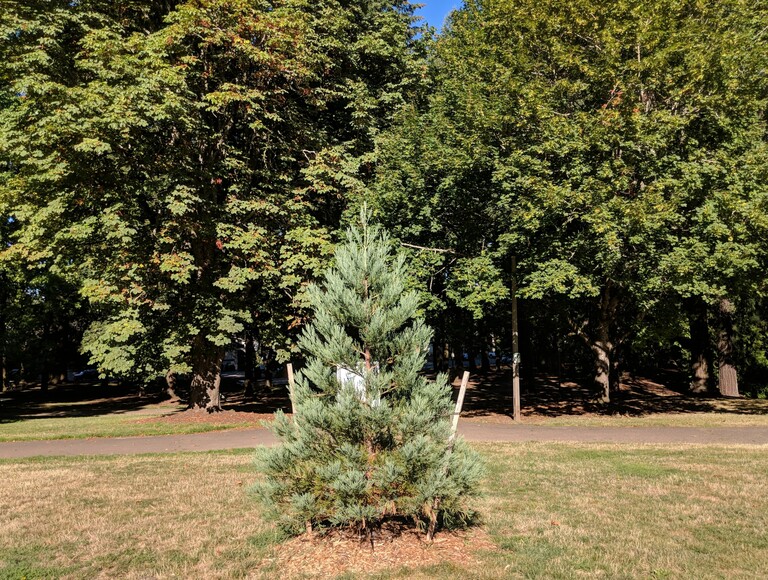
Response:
[476, 442, 768, 579]
[524, 405, 768, 427]
[1, 444, 767, 578]
[0, 451, 273, 579]
[0, 404, 261, 442]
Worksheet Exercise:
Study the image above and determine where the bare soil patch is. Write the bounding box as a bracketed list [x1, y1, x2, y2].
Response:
[264, 525, 495, 578]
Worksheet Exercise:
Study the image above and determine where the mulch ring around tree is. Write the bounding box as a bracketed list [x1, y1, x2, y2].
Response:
[261, 523, 496, 578]
[135, 408, 275, 426]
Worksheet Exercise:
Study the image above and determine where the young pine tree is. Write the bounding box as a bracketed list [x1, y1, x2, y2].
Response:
[255, 215, 482, 540]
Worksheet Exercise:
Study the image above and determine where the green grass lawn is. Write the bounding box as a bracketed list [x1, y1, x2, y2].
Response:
[526, 408, 768, 427]
[3, 409, 768, 443]
[2, 374, 767, 443]
[1, 443, 766, 578]
[0, 404, 255, 442]
[2, 392, 767, 443]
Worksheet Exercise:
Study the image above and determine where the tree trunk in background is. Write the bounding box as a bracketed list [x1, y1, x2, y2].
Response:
[0, 338, 5, 394]
[546, 334, 560, 375]
[480, 349, 490, 374]
[165, 370, 179, 401]
[591, 285, 619, 403]
[687, 299, 711, 394]
[431, 324, 445, 374]
[610, 354, 621, 396]
[432, 339, 444, 374]
[189, 337, 224, 411]
[468, 349, 477, 372]
[451, 342, 463, 381]
[591, 335, 612, 403]
[0, 274, 6, 392]
[40, 366, 49, 393]
[243, 331, 255, 398]
[40, 322, 50, 394]
[717, 298, 739, 397]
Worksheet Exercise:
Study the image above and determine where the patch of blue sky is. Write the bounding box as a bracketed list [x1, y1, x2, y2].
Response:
[414, 0, 462, 31]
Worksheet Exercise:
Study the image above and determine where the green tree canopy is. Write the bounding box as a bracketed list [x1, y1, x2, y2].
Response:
[374, 0, 768, 400]
[0, 0, 423, 408]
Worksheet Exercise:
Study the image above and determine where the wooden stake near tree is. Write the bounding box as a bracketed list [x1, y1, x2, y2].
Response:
[427, 371, 470, 542]
[286, 362, 296, 415]
[449, 371, 470, 448]
[286, 361, 310, 534]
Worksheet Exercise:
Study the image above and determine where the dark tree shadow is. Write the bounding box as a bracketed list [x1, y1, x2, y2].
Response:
[451, 369, 768, 420]
[3, 367, 765, 426]
[0, 382, 179, 424]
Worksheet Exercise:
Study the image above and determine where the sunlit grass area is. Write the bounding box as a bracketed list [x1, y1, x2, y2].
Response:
[4, 374, 768, 443]
[0, 412, 248, 442]
[0, 401, 255, 442]
[1, 443, 766, 578]
[476, 443, 768, 579]
[526, 407, 768, 428]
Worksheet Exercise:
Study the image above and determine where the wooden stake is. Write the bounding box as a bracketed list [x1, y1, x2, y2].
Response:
[450, 371, 470, 445]
[427, 371, 470, 542]
[286, 362, 296, 415]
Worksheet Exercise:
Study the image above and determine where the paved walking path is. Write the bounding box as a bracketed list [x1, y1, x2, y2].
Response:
[2, 423, 767, 458]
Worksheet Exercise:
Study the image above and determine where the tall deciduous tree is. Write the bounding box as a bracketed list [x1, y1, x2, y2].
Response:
[374, 0, 768, 401]
[0, 0, 422, 409]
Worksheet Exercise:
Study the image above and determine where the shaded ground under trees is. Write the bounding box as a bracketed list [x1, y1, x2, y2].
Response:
[3, 369, 766, 432]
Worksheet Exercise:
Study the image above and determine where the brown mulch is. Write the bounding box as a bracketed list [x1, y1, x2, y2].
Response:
[135, 408, 275, 426]
[262, 524, 496, 578]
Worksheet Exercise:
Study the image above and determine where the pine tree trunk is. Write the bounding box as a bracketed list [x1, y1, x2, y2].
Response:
[189, 337, 224, 411]
[687, 299, 711, 394]
[717, 299, 739, 397]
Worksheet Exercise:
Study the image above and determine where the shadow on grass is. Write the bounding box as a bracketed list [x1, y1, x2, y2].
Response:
[3, 368, 765, 426]
[0, 382, 176, 424]
[454, 369, 768, 420]
[0, 374, 294, 425]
